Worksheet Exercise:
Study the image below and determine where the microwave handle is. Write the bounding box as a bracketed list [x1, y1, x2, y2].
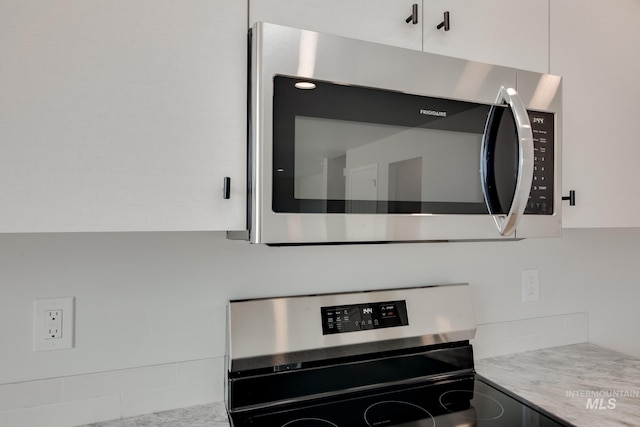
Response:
[484, 86, 534, 236]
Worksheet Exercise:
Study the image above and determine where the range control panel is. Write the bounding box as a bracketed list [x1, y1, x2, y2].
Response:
[321, 300, 409, 335]
[525, 110, 555, 215]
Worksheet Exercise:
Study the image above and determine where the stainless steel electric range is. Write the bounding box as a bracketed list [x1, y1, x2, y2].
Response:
[225, 284, 574, 427]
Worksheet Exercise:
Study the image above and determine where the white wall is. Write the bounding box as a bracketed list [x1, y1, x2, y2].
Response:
[1, 228, 638, 387]
[582, 230, 640, 357]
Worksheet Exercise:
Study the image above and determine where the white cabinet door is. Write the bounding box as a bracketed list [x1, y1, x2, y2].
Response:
[0, 0, 246, 232]
[250, 0, 422, 50]
[422, 0, 549, 73]
[551, 0, 640, 228]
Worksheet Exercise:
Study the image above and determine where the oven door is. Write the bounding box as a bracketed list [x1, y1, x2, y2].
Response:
[248, 22, 556, 245]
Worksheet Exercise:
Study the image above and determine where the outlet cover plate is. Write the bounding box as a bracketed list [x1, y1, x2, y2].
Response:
[34, 297, 75, 351]
[522, 269, 540, 302]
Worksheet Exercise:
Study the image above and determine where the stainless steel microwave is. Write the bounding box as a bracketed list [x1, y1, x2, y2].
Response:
[234, 22, 562, 245]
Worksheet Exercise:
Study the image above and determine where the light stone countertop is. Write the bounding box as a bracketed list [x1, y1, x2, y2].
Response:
[476, 343, 640, 427]
[84, 343, 640, 426]
[82, 402, 229, 427]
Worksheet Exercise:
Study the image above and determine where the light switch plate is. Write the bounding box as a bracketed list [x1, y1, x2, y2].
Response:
[34, 297, 75, 351]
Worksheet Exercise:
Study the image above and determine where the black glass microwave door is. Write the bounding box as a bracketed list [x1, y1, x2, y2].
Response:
[272, 75, 517, 215]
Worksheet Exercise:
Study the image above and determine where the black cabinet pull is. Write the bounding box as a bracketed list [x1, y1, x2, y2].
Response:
[437, 11, 450, 31]
[223, 177, 231, 199]
[405, 4, 418, 25]
[562, 190, 576, 206]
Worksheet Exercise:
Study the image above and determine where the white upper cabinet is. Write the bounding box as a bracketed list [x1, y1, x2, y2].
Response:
[422, 0, 549, 73]
[551, 0, 640, 228]
[249, 0, 423, 51]
[0, 0, 247, 232]
[251, 1, 549, 71]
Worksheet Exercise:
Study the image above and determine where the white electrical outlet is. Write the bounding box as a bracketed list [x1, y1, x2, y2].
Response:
[46, 310, 63, 339]
[522, 269, 540, 302]
[34, 297, 75, 351]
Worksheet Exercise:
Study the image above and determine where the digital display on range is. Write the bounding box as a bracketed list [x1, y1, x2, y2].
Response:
[321, 300, 409, 335]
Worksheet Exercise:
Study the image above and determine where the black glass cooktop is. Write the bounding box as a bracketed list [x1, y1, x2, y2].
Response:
[229, 374, 572, 427]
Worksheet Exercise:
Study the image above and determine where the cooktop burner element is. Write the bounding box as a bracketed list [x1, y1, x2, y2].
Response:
[226, 285, 575, 427]
[364, 401, 435, 427]
[439, 389, 505, 420]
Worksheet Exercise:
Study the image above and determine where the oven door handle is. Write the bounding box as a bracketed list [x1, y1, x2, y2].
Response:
[481, 86, 534, 236]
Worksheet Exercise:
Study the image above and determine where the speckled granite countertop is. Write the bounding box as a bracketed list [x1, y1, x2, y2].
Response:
[476, 343, 640, 427]
[85, 343, 640, 426]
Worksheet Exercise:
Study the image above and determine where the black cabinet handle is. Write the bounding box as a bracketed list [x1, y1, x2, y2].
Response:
[405, 4, 418, 25]
[437, 11, 450, 31]
[562, 190, 576, 206]
[223, 177, 231, 199]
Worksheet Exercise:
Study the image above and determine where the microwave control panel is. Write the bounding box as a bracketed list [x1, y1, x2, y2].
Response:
[321, 300, 409, 335]
[525, 110, 555, 215]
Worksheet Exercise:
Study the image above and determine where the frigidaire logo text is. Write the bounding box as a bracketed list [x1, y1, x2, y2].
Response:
[533, 117, 544, 124]
[420, 109, 447, 118]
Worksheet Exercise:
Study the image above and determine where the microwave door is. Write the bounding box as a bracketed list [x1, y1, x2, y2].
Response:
[480, 87, 534, 236]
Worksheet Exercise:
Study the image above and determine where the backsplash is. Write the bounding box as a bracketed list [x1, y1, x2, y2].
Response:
[0, 358, 223, 426]
[472, 312, 588, 359]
